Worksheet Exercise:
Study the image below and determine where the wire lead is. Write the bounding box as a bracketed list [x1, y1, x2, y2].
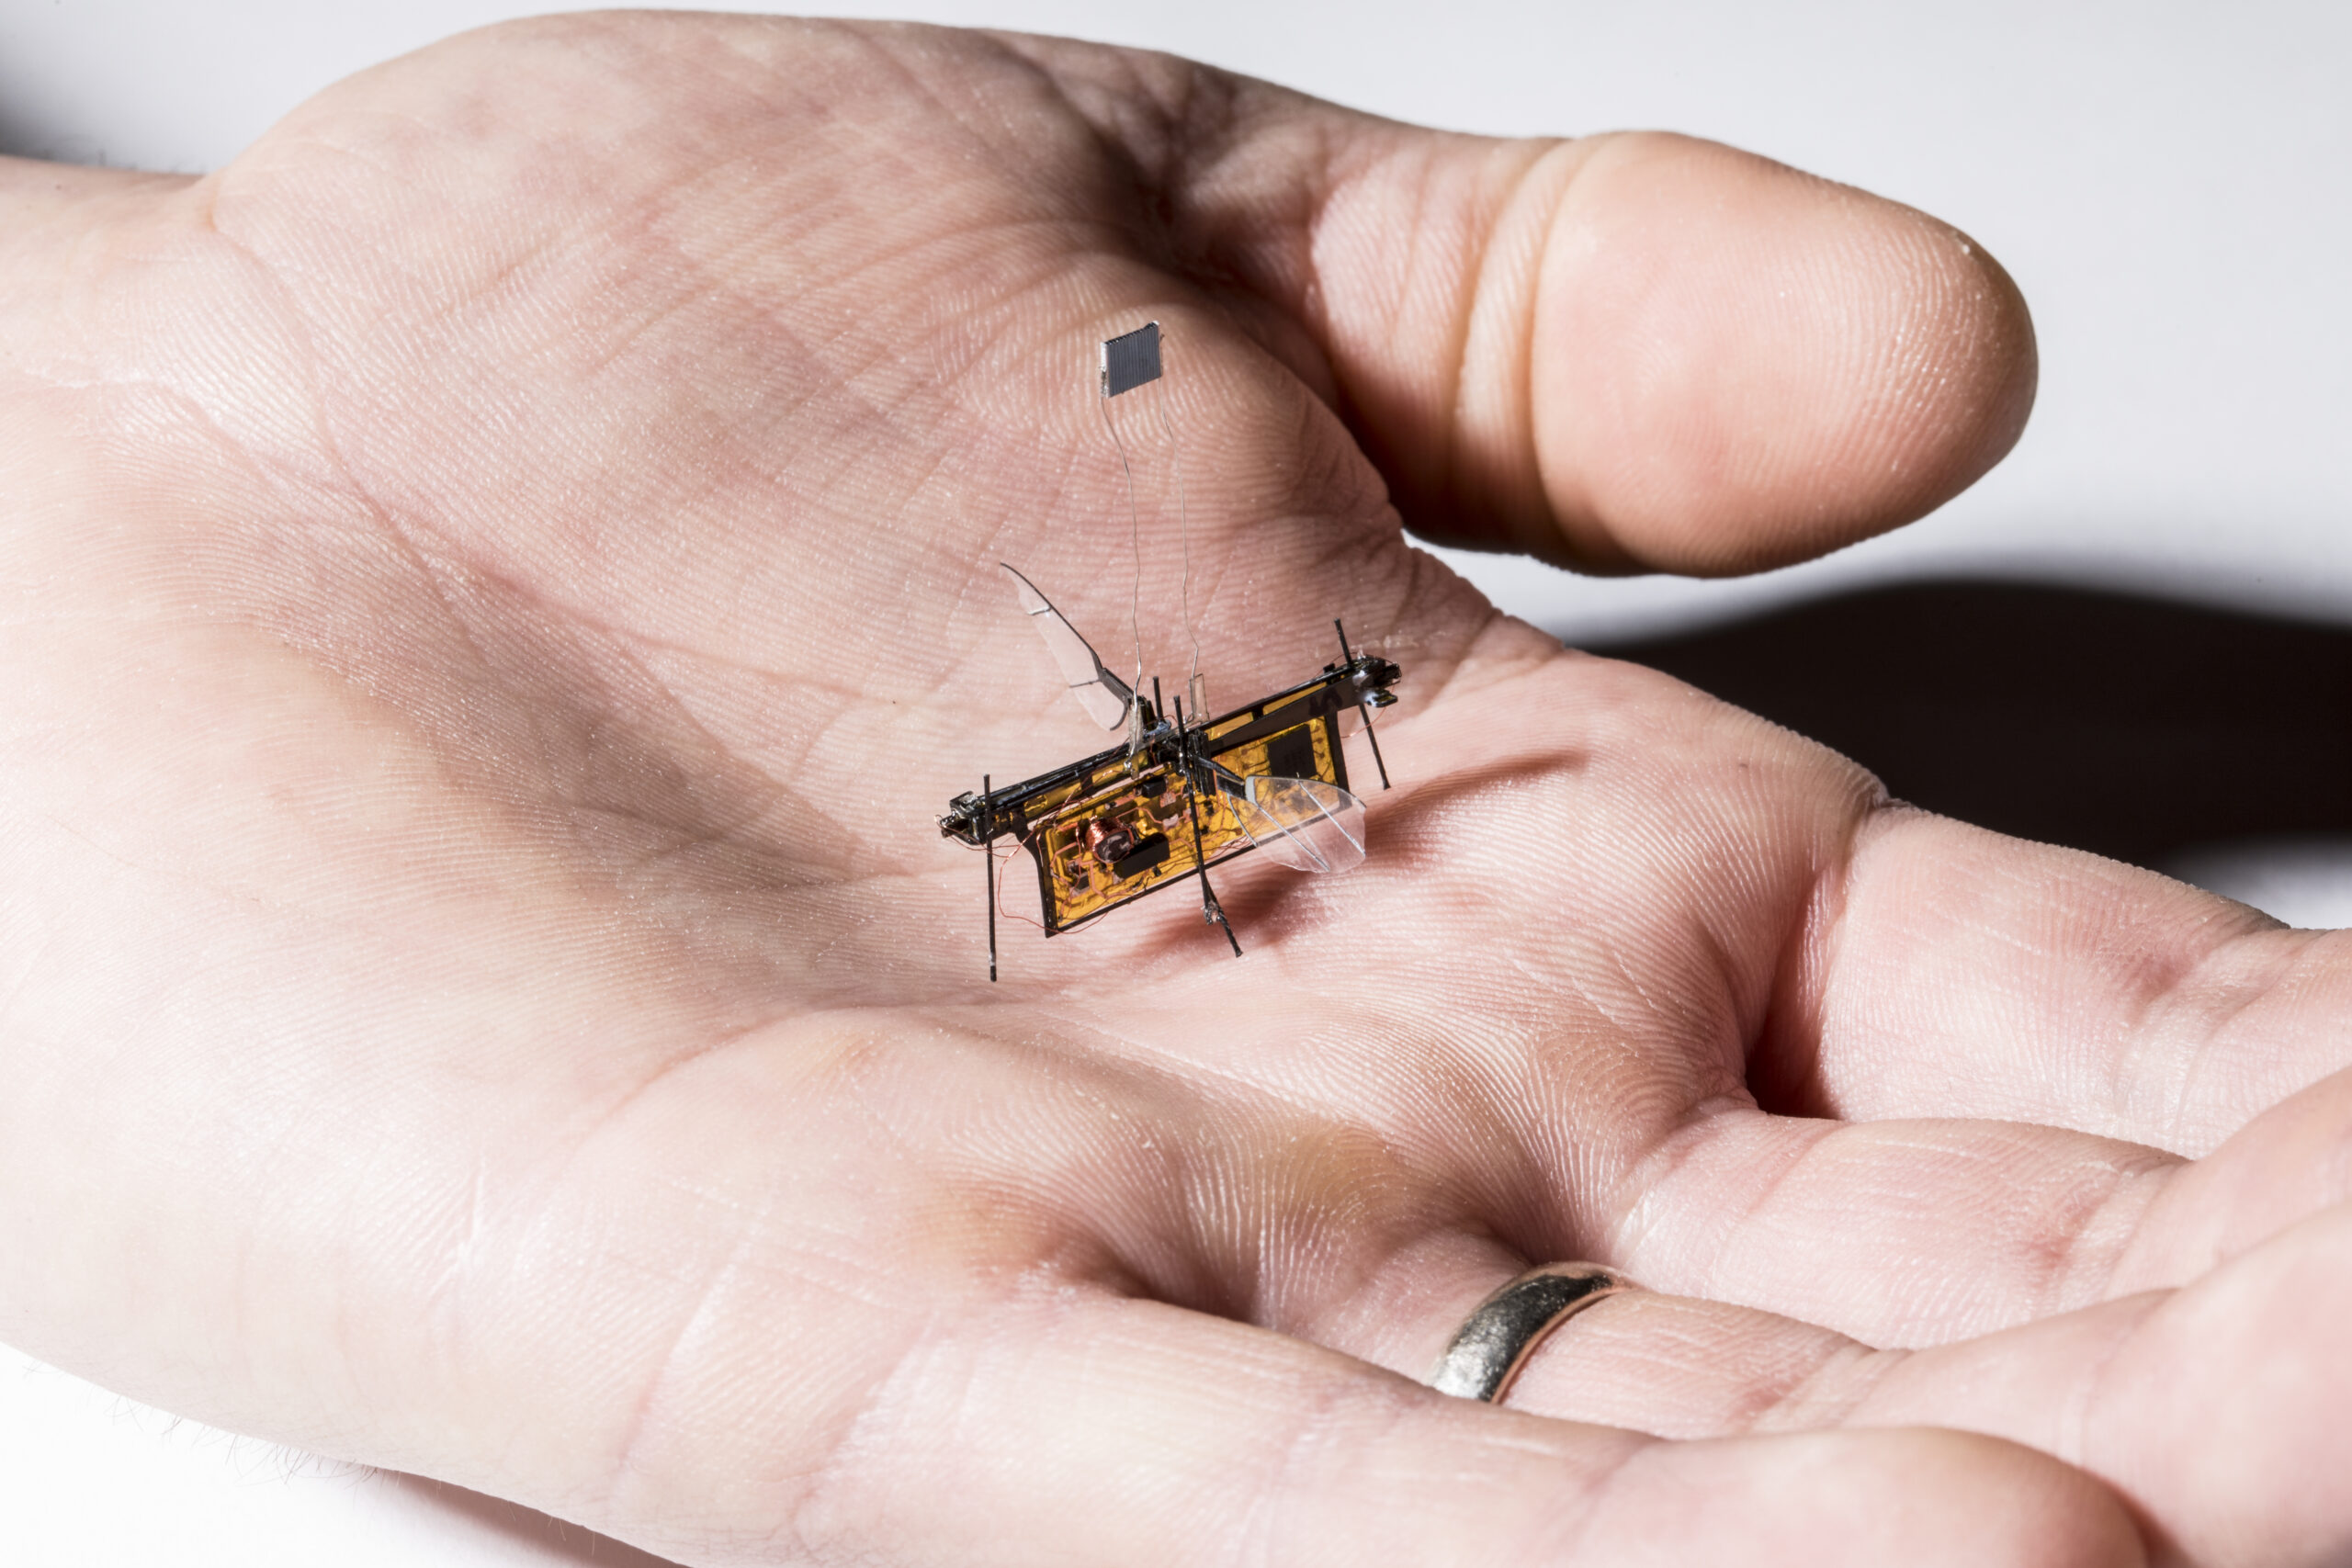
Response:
[1151, 360, 1203, 705]
[1097, 390, 1148, 753]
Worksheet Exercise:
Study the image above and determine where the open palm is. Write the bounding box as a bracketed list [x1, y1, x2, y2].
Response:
[3, 16, 2344, 1567]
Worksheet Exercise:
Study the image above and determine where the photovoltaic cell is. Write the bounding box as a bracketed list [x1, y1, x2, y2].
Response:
[1101, 321, 1161, 398]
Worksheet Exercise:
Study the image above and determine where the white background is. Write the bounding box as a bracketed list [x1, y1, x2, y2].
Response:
[2, 2, 2347, 1562]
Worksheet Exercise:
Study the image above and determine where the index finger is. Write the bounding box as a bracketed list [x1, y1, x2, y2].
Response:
[1770, 809, 2352, 1156]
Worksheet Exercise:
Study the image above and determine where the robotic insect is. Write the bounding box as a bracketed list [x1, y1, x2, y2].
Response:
[939, 322, 1402, 977]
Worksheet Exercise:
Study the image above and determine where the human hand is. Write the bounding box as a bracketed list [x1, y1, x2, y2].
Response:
[4, 14, 2338, 1566]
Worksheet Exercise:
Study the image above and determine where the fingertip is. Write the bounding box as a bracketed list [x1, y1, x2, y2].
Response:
[1532, 132, 2037, 576]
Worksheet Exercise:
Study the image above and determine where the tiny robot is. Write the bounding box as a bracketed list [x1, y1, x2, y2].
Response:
[939, 322, 1402, 976]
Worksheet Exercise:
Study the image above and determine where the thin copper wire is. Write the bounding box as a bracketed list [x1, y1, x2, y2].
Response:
[993, 839, 1048, 932]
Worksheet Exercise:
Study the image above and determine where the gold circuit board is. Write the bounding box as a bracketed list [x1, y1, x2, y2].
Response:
[1021, 708, 1347, 932]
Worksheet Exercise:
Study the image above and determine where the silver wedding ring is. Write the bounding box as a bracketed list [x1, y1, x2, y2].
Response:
[1429, 1262, 1636, 1404]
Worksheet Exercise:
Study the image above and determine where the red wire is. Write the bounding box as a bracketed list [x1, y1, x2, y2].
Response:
[992, 840, 1049, 932]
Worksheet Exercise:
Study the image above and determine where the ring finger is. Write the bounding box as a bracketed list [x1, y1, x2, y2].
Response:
[1341, 1203, 2352, 1568]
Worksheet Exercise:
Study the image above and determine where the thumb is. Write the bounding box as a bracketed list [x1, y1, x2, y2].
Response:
[1014, 41, 2037, 575]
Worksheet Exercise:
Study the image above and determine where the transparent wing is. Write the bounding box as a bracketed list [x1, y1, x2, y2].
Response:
[1001, 564, 1135, 730]
[1236, 775, 1366, 874]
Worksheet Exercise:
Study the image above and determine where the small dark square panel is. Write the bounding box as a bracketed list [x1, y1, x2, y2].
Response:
[1102, 321, 1161, 398]
[1264, 725, 1316, 783]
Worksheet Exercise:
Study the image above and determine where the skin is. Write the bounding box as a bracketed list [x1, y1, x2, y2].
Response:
[0, 12, 2343, 1566]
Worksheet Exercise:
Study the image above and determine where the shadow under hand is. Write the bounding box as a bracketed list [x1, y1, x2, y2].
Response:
[1589, 580, 2352, 874]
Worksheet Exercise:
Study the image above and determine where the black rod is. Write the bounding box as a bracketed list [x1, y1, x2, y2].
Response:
[1182, 775, 1243, 958]
[1359, 705, 1391, 790]
[1334, 618, 1351, 661]
[983, 774, 997, 983]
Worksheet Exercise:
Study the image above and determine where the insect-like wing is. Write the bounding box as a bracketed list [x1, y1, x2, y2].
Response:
[1234, 775, 1366, 874]
[1001, 564, 1135, 730]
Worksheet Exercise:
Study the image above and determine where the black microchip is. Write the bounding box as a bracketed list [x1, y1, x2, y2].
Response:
[1101, 321, 1162, 398]
[1263, 725, 1317, 783]
[1112, 833, 1170, 880]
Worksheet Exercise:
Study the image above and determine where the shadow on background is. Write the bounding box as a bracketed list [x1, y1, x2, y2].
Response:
[0, 102, 94, 165]
[1590, 580, 2352, 872]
